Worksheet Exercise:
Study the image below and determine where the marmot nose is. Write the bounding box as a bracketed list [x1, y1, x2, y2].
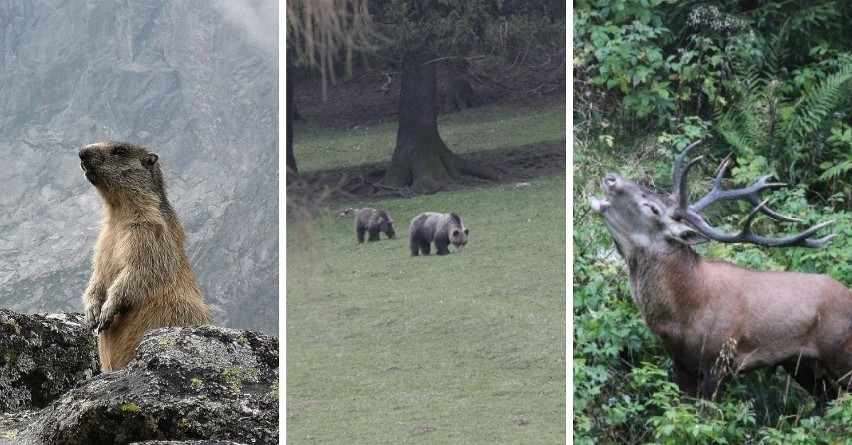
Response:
[79, 147, 96, 171]
[79, 148, 91, 171]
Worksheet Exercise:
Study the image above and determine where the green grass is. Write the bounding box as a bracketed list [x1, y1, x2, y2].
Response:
[293, 101, 566, 173]
[287, 173, 566, 443]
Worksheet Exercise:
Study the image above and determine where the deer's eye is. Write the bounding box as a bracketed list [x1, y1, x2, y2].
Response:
[644, 203, 660, 216]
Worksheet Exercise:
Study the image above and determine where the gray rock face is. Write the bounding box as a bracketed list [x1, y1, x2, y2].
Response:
[0, 0, 278, 335]
[0, 312, 279, 445]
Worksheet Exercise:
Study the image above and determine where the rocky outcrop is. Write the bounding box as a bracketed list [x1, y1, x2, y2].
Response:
[0, 311, 278, 445]
[0, 309, 98, 413]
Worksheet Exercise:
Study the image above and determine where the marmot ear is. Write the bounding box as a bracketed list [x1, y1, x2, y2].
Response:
[143, 153, 159, 167]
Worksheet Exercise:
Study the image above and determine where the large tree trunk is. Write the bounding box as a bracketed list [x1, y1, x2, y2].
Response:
[286, 75, 298, 182]
[382, 53, 495, 193]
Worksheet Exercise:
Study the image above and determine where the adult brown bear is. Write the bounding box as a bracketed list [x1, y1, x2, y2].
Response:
[409, 212, 469, 256]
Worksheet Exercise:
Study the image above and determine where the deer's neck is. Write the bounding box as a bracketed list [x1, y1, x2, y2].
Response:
[626, 243, 703, 332]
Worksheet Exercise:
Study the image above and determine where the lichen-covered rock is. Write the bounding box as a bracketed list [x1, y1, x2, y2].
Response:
[0, 309, 98, 413]
[130, 440, 244, 445]
[2, 324, 278, 445]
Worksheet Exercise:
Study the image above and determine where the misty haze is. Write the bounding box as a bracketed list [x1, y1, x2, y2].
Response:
[0, 1, 279, 334]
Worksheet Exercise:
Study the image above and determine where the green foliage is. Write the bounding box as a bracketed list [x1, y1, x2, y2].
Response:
[575, 2, 761, 126]
[646, 376, 757, 445]
[766, 191, 852, 282]
[718, 56, 852, 190]
[817, 123, 852, 199]
[574, 1, 678, 124]
[576, 0, 852, 205]
[757, 395, 852, 444]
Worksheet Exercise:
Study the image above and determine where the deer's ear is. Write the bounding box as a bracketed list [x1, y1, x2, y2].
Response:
[665, 221, 709, 245]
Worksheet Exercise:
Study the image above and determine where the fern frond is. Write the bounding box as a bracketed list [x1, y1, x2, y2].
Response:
[818, 159, 852, 182]
[718, 101, 764, 157]
[785, 60, 852, 143]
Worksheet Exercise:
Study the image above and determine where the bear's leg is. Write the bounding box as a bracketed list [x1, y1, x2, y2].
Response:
[410, 237, 421, 256]
[420, 240, 431, 255]
[436, 242, 450, 255]
[357, 227, 366, 243]
[368, 228, 381, 241]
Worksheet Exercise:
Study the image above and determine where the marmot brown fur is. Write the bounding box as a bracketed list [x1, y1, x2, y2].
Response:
[79, 141, 211, 373]
[343, 207, 396, 243]
[409, 212, 469, 256]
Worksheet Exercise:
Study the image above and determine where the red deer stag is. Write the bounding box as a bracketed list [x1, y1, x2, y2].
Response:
[589, 140, 852, 413]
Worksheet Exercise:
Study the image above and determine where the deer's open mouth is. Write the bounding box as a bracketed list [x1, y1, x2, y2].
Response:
[589, 174, 619, 213]
[589, 196, 610, 213]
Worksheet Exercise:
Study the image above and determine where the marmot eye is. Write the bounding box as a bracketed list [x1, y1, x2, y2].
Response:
[112, 146, 128, 156]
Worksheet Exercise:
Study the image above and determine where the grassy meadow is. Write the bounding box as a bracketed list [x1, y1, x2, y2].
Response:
[287, 103, 566, 443]
[293, 101, 565, 173]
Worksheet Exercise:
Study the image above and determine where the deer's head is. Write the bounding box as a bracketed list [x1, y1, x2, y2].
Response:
[589, 140, 835, 260]
[590, 174, 706, 260]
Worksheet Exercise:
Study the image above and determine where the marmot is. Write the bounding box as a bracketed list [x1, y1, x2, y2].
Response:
[409, 212, 469, 256]
[344, 207, 396, 243]
[79, 141, 211, 373]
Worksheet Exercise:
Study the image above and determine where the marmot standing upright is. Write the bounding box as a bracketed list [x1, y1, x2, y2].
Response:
[79, 141, 211, 373]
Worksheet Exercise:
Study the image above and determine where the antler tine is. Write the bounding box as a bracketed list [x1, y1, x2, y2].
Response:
[672, 140, 704, 203]
[680, 203, 836, 248]
[676, 156, 704, 210]
[671, 141, 836, 249]
[691, 166, 803, 223]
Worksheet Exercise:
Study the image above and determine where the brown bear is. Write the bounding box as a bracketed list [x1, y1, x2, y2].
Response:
[348, 207, 396, 243]
[409, 212, 469, 256]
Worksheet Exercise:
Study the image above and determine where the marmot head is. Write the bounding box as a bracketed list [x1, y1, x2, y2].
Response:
[79, 141, 165, 197]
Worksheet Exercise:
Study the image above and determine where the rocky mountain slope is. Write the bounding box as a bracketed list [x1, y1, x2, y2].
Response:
[0, 0, 278, 334]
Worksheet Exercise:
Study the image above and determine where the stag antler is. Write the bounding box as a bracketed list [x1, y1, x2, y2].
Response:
[670, 141, 836, 248]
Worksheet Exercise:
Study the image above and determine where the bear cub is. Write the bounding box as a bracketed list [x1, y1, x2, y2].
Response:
[344, 208, 396, 243]
[409, 212, 469, 256]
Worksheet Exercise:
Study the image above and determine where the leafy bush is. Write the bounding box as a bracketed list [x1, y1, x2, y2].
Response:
[717, 56, 852, 196]
[575, 0, 852, 204]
